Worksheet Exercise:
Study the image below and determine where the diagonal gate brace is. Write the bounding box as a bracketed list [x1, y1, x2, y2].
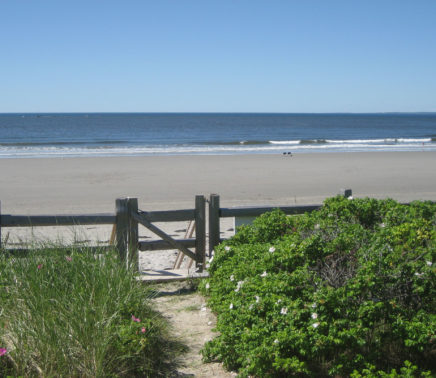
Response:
[132, 212, 197, 262]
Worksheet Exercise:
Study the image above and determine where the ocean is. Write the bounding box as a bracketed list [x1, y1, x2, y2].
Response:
[0, 113, 435, 158]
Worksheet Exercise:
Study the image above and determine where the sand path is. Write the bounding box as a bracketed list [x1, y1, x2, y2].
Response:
[152, 282, 234, 377]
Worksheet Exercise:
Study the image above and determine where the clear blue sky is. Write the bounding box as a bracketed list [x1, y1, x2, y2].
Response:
[1, 0, 435, 113]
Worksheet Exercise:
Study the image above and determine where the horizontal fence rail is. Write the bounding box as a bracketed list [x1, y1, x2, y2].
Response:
[208, 190, 353, 254]
[219, 204, 321, 218]
[1, 214, 115, 227]
[137, 209, 195, 223]
[138, 238, 196, 252]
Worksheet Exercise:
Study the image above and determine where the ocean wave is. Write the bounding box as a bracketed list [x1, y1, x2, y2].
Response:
[269, 140, 300, 145]
[203, 140, 267, 145]
[270, 137, 433, 145]
[326, 138, 431, 144]
[0, 140, 128, 147]
[1, 140, 436, 158]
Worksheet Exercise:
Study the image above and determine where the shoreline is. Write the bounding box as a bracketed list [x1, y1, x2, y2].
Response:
[1, 145, 435, 160]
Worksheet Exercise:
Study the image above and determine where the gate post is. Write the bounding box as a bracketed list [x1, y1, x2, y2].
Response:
[340, 188, 352, 198]
[194, 195, 206, 272]
[127, 198, 139, 270]
[115, 198, 128, 263]
[209, 194, 220, 255]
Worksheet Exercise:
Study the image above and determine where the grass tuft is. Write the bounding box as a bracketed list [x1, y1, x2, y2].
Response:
[0, 245, 186, 377]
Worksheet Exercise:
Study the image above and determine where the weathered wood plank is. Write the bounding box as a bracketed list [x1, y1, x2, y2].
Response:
[195, 195, 206, 270]
[133, 212, 197, 261]
[3, 246, 113, 256]
[220, 204, 321, 218]
[137, 269, 209, 283]
[208, 194, 220, 254]
[137, 209, 195, 222]
[116, 198, 129, 262]
[1, 214, 115, 227]
[138, 238, 196, 251]
[127, 198, 139, 269]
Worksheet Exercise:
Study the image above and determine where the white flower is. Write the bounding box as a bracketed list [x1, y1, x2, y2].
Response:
[249, 304, 254, 310]
[311, 313, 318, 319]
[269, 246, 276, 253]
[380, 223, 386, 228]
[280, 307, 288, 315]
[255, 295, 260, 303]
[274, 339, 279, 344]
[276, 299, 282, 304]
[348, 196, 353, 200]
[311, 303, 317, 308]
[235, 281, 244, 292]
[225, 246, 231, 251]
[260, 271, 268, 278]
[415, 272, 424, 277]
[205, 283, 210, 290]
[230, 274, 235, 281]
[426, 261, 432, 266]
[229, 303, 233, 309]
[312, 322, 320, 328]
[314, 224, 320, 230]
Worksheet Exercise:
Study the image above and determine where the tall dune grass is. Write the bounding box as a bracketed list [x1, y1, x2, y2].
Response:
[0, 247, 185, 377]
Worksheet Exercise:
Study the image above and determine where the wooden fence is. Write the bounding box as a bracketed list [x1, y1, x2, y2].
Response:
[1, 189, 354, 272]
[0, 195, 207, 271]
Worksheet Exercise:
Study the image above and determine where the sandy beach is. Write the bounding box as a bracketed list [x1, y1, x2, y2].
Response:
[2, 151, 436, 214]
[2, 152, 435, 269]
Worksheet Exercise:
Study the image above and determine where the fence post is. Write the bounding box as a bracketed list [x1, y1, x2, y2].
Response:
[127, 197, 139, 270]
[195, 195, 206, 272]
[115, 198, 128, 262]
[340, 188, 352, 198]
[209, 194, 220, 256]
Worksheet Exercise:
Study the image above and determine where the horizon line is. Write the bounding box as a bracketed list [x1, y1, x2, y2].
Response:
[1, 111, 436, 115]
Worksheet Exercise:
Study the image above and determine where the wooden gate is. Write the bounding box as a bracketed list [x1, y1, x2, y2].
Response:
[115, 196, 206, 272]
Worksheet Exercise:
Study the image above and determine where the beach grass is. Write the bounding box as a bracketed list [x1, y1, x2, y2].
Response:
[0, 245, 186, 377]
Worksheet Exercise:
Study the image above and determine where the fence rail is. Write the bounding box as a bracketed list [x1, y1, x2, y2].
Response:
[219, 204, 321, 218]
[208, 193, 326, 254]
[1, 214, 115, 227]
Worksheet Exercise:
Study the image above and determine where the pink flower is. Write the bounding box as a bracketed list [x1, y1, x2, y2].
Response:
[0, 347, 6, 356]
[131, 315, 141, 322]
[37, 264, 43, 270]
[141, 327, 146, 333]
[65, 256, 72, 262]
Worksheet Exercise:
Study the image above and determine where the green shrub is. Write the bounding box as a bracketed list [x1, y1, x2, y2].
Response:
[0, 247, 184, 377]
[201, 197, 436, 377]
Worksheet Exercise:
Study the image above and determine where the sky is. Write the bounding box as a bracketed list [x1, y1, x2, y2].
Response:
[1, 0, 436, 113]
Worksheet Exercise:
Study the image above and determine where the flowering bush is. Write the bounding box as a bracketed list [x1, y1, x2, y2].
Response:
[201, 197, 436, 377]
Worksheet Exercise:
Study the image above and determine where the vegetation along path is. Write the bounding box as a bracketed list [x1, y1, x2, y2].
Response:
[151, 282, 234, 377]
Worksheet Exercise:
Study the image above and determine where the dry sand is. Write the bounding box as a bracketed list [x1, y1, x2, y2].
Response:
[1, 152, 435, 214]
[1, 152, 435, 269]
